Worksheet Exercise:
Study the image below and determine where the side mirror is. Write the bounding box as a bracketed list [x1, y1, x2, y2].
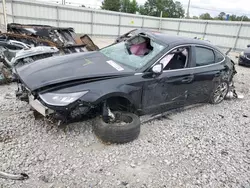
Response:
[152, 64, 163, 74]
[247, 44, 250, 48]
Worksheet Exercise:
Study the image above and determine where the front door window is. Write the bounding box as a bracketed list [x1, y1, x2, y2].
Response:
[160, 47, 190, 71]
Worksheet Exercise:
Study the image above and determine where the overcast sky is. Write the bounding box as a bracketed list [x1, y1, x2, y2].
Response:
[37, 0, 250, 17]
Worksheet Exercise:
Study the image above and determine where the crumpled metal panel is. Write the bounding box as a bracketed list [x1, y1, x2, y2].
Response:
[0, 63, 12, 85]
[6, 23, 99, 54]
[80, 35, 99, 51]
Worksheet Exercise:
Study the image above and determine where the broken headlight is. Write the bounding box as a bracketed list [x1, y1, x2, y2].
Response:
[39, 91, 89, 106]
[240, 51, 245, 57]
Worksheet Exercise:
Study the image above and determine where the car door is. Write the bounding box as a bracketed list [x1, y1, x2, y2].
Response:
[142, 45, 194, 114]
[187, 45, 227, 104]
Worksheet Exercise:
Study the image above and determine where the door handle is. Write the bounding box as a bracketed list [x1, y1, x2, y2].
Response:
[181, 75, 194, 83]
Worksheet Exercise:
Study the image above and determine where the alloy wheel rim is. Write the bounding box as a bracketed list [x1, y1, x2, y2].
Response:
[213, 82, 228, 103]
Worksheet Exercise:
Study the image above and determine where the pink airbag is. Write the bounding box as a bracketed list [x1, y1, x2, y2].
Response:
[130, 42, 149, 56]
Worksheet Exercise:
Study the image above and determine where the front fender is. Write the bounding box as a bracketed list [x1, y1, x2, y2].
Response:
[80, 84, 142, 109]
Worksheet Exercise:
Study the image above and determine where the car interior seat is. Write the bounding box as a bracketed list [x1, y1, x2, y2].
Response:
[164, 52, 187, 70]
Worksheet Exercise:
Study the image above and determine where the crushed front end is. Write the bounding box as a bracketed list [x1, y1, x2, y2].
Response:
[15, 80, 95, 125]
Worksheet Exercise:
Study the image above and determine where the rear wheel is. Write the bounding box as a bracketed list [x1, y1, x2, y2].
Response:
[93, 111, 140, 144]
[210, 81, 229, 104]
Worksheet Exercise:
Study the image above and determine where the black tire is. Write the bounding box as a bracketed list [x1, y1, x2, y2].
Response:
[210, 80, 229, 104]
[93, 111, 140, 144]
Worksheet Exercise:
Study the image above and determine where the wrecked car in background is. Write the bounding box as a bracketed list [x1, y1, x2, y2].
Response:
[0, 39, 59, 84]
[0, 32, 57, 48]
[238, 44, 250, 66]
[0, 23, 100, 84]
[15, 30, 237, 144]
[7, 23, 99, 54]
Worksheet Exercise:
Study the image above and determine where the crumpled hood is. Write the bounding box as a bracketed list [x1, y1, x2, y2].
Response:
[16, 51, 134, 91]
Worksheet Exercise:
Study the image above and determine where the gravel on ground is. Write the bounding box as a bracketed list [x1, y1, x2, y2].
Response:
[0, 47, 249, 187]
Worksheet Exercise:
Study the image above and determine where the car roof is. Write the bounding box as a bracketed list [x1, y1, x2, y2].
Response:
[135, 29, 222, 52]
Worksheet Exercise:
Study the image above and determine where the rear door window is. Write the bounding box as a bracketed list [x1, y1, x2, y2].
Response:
[195, 47, 215, 66]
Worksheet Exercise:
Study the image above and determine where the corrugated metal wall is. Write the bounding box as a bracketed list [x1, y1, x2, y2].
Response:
[1, 0, 250, 51]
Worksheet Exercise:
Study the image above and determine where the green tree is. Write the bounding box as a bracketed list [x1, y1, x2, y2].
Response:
[120, 0, 138, 13]
[237, 16, 250, 21]
[199, 13, 213, 20]
[130, 0, 138, 13]
[173, 1, 185, 18]
[121, 0, 130, 12]
[138, 5, 147, 15]
[229, 14, 237, 21]
[192, 16, 199, 19]
[139, 0, 185, 18]
[214, 12, 226, 20]
[101, 0, 120, 11]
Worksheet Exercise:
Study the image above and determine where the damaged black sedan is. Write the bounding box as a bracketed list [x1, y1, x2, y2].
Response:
[15, 31, 236, 143]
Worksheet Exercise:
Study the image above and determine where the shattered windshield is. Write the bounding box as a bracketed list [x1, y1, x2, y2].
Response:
[100, 37, 165, 70]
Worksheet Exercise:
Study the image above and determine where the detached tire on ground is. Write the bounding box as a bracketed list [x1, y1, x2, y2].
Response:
[93, 112, 140, 144]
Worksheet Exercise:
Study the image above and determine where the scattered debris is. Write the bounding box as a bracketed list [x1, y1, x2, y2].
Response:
[218, 114, 224, 118]
[225, 81, 244, 100]
[121, 181, 129, 186]
[194, 136, 200, 141]
[221, 150, 229, 156]
[4, 93, 14, 99]
[39, 175, 49, 183]
[130, 163, 136, 168]
[0, 171, 29, 180]
[0, 62, 12, 85]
